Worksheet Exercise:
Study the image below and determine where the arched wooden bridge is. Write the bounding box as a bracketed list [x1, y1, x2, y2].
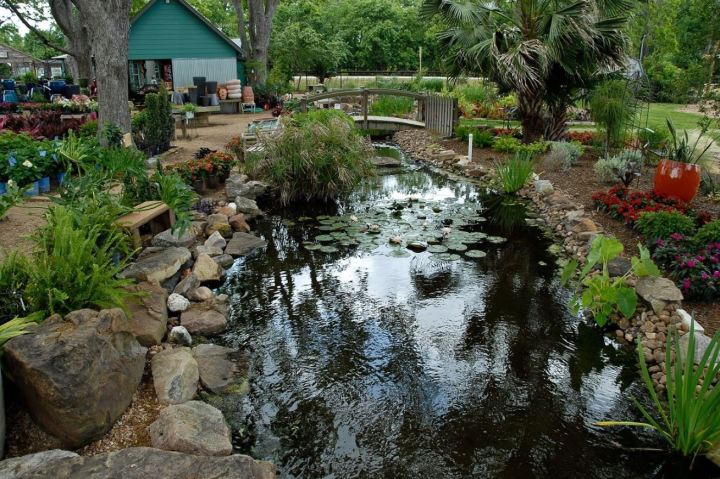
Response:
[300, 88, 458, 137]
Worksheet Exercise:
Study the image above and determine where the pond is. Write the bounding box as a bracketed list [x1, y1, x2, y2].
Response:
[217, 145, 681, 478]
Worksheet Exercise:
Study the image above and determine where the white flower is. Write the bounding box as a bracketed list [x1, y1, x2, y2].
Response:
[22, 160, 33, 168]
[7, 179, 15, 187]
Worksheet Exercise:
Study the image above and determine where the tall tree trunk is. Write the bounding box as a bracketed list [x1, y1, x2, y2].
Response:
[518, 90, 544, 143]
[50, 1, 92, 81]
[232, 0, 279, 86]
[543, 101, 568, 141]
[75, 0, 131, 139]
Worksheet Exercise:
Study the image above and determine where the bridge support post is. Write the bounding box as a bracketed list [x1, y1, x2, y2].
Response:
[362, 88, 369, 130]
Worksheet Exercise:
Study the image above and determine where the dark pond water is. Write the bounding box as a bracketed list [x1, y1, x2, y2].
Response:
[218, 146, 706, 478]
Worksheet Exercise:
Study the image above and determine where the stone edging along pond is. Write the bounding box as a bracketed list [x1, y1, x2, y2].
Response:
[392, 129, 712, 394]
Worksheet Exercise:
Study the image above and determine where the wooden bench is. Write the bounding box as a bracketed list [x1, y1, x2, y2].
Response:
[116, 201, 175, 248]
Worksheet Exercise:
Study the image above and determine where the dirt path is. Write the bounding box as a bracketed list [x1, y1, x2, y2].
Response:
[0, 198, 51, 260]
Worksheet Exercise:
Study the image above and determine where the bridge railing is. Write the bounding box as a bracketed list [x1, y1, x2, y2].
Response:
[299, 88, 458, 137]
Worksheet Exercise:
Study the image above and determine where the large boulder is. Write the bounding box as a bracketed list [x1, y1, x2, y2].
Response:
[225, 173, 249, 199]
[120, 247, 192, 284]
[11, 447, 276, 479]
[229, 213, 251, 233]
[0, 450, 79, 478]
[225, 232, 267, 257]
[151, 228, 198, 248]
[123, 282, 169, 346]
[193, 344, 248, 394]
[233, 181, 268, 200]
[148, 401, 232, 456]
[3, 309, 146, 447]
[151, 347, 198, 405]
[233, 197, 263, 220]
[180, 301, 228, 335]
[193, 253, 224, 283]
[636, 276, 684, 315]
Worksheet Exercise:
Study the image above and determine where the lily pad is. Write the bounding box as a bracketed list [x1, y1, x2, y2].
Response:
[428, 245, 449, 254]
[315, 235, 336, 242]
[387, 249, 411, 258]
[447, 243, 468, 252]
[304, 244, 323, 251]
[465, 250, 487, 258]
[487, 236, 507, 244]
[319, 245, 339, 253]
[434, 253, 461, 261]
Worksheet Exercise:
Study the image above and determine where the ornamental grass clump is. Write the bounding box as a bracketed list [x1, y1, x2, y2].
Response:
[244, 115, 375, 205]
[494, 150, 534, 194]
[597, 322, 720, 459]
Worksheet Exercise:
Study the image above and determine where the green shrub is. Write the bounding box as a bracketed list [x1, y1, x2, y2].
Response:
[154, 170, 197, 235]
[79, 120, 99, 139]
[494, 150, 534, 194]
[635, 211, 697, 241]
[288, 109, 353, 128]
[518, 140, 549, 156]
[695, 220, 720, 247]
[638, 123, 670, 150]
[135, 85, 174, 155]
[244, 117, 375, 204]
[0, 251, 31, 322]
[24, 206, 134, 316]
[369, 96, 414, 117]
[594, 149, 643, 186]
[492, 135, 522, 153]
[544, 141, 584, 171]
[0, 181, 27, 220]
[474, 130, 495, 148]
[589, 80, 635, 150]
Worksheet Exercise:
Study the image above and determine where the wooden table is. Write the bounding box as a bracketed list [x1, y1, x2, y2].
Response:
[116, 201, 175, 248]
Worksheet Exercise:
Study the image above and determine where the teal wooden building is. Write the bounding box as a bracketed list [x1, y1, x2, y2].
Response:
[129, 0, 245, 92]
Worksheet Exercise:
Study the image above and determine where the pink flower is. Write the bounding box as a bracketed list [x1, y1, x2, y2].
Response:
[670, 233, 684, 241]
[657, 239, 665, 247]
[687, 260, 697, 268]
[682, 278, 692, 290]
[714, 271, 720, 279]
[701, 272, 710, 280]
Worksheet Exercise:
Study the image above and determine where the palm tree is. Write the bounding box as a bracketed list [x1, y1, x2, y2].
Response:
[422, 0, 632, 142]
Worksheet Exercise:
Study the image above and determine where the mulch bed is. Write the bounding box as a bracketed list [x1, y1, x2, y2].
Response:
[439, 138, 720, 335]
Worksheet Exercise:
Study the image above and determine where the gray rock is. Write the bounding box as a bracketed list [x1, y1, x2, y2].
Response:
[205, 231, 227, 250]
[607, 257, 632, 278]
[534, 180, 554, 196]
[3, 309, 146, 447]
[180, 301, 228, 335]
[120, 247, 192, 284]
[680, 332, 715, 366]
[0, 450, 79, 478]
[188, 286, 213, 302]
[174, 273, 201, 296]
[193, 253, 224, 283]
[193, 344, 248, 394]
[406, 241, 427, 253]
[195, 245, 224, 258]
[636, 276, 684, 315]
[372, 156, 402, 167]
[230, 180, 268, 200]
[14, 447, 276, 479]
[233, 197, 263, 220]
[206, 214, 229, 228]
[151, 347, 199, 405]
[148, 401, 232, 456]
[225, 232, 267, 257]
[213, 254, 235, 269]
[224, 173, 249, 199]
[168, 326, 192, 346]
[151, 228, 197, 248]
[123, 282, 169, 346]
[167, 293, 190, 313]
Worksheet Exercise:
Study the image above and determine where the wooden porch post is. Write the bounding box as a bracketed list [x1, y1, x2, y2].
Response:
[362, 88, 369, 130]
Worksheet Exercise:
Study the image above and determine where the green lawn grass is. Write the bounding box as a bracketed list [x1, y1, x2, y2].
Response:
[458, 103, 720, 141]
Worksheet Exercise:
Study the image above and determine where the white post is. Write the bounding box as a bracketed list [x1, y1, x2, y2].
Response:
[468, 134, 473, 163]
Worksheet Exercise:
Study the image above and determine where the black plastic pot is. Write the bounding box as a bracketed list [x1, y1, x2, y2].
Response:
[205, 81, 218, 94]
[188, 87, 198, 104]
[199, 96, 210, 107]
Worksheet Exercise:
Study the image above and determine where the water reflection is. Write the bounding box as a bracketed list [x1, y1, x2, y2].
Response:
[220, 149, 673, 478]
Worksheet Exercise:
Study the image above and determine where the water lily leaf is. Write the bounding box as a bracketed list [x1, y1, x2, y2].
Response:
[428, 245, 448, 253]
[465, 250, 487, 258]
[304, 244, 322, 251]
[448, 243, 468, 252]
[315, 235, 335, 242]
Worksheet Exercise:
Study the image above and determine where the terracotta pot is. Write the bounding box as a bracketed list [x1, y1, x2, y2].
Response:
[218, 87, 228, 101]
[653, 159, 701, 203]
[242, 86, 254, 103]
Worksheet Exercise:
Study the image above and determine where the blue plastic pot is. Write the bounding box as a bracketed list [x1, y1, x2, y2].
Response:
[56, 171, 66, 186]
[38, 176, 50, 193]
[24, 181, 39, 197]
[0, 182, 6, 195]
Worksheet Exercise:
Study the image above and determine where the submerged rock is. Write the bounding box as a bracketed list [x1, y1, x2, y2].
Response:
[225, 232, 267, 257]
[11, 447, 276, 479]
[3, 309, 146, 447]
[148, 401, 232, 456]
[372, 156, 402, 167]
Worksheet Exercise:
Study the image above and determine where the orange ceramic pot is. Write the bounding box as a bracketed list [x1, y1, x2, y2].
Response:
[653, 159, 701, 203]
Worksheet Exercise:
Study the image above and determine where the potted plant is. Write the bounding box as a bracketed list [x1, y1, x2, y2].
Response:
[654, 119, 712, 203]
[182, 103, 196, 120]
